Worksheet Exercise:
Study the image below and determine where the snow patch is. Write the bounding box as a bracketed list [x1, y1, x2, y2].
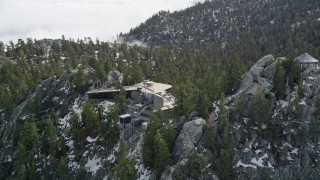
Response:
[307, 76, 317, 80]
[243, 118, 249, 124]
[272, 111, 279, 118]
[86, 136, 99, 143]
[279, 100, 289, 108]
[255, 149, 262, 154]
[299, 100, 306, 105]
[283, 142, 293, 149]
[60, 113, 71, 129]
[99, 100, 115, 114]
[236, 160, 257, 169]
[291, 148, 298, 155]
[106, 142, 120, 163]
[244, 148, 250, 153]
[251, 153, 268, 167]
[85, 155, 102, 174]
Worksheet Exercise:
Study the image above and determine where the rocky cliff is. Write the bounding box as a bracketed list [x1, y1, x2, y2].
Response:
[158, 54, 320, 179]
[230, 55, 320, 179]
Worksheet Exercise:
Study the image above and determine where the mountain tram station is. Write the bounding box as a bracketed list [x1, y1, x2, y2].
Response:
[87, 80, 175, 122]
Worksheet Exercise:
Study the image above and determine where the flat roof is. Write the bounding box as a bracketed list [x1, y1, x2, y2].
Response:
[119, 114, 131, 118]
[87, 81, 172, 95]
[136, 81, 172, 94]
[87, 86, 138, 94]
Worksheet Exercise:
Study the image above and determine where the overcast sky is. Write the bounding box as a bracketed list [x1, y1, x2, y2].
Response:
[0, 0, 204, 43]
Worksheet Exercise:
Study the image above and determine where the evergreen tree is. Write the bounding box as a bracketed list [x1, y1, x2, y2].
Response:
[273, 63, 286, 98]
[20, 121, 39, 151]
[142, 112, 163, 167]
[160, 124, 176, 152]
[73, 67, 88, 94]
[57, 136, 69, 158]
[203, 128, 217, 156]
[28, 159, 38, 180]
[70, 111, 84, 151]
[224, 60, 243, 95]
[115, 93, 130, 114]
[314, 95, 320, 117]
[173, 81, 195, 117]
[101, 107, 119, 147]
[13, 144, 28, 179]
[142, 121, 156, 167]
[113, 141, 137, 180]
[82, 101, 100, 131]
[57, 157, 70, 179]
[42, 120, 58, 155]
[259, 160, 272, 180]
[154, 133, 172, 178]
[218, 95, 235, 180]
[299, 122, 309, 147]
[76, 158, 89, 180]
[94, 62, 107, 85]
[250, 91, 272, 125]
[197, 90, 210, 119]
[297, 78, 304, 98]
[184, 151, 208, 178]
[293, 90, 302, 120]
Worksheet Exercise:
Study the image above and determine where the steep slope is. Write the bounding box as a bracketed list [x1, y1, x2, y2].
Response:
[228, 55, 320, 179]
[157, 54, 320, 179]
[123, 0, 320, 57]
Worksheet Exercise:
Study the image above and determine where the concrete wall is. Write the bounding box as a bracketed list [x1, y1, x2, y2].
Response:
[130, 90, 140, 100]
[153, 94, 164, 109]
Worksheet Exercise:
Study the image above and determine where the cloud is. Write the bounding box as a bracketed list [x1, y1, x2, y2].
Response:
[0, 0, 205, 43]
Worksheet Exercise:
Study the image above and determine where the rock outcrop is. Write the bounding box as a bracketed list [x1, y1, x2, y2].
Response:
[239, 54, 276, 92]
[231, 54, 320, 179]
[173, 118, 207, 161]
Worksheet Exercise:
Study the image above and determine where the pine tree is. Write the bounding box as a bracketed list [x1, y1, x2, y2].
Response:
[42, 120, 58, 155]
[314, 95, 320, 117]
[73, 67, 88, 94]
[77, 158, 89, 180]
[298, 78, 304, 98]
[102, 107, 119, 147]
[20, 121, 39, 151]
[218, 95, 235, 180]
[250, 91, 272, 125]
[160, 125, 176, 152]
[273, 63, 286, 98]
[293, 89, 302, 120]
[184, 151, 208, 178]
[115, 93, 129, 114]
[154, 133, 172, 178]
[57, 157, 69, 179]
[299, 122, 309, 147]
[142, 121, 156, 167]
[28, 159, 38, 180]
[82, 101, 100, 131]
[70, 111, 84, 151]
[57, 136, 69, 158]
[113, 141, 137, 180]
[13, 144, 30, 180]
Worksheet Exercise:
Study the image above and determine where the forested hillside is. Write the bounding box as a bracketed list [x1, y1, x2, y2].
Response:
[0, 37, 246, 179]
[1, 0, 320, 179]
[123, 0, 320, 59]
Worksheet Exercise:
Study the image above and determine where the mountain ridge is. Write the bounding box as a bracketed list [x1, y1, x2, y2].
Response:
[122, 0, 320, 58]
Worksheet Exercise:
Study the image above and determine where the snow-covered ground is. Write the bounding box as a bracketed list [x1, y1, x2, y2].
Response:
[130, 137, 153, 180]
[58, 98, 116, 175]
[85, 155, 103, 175]
[99, 101, 115, 115]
